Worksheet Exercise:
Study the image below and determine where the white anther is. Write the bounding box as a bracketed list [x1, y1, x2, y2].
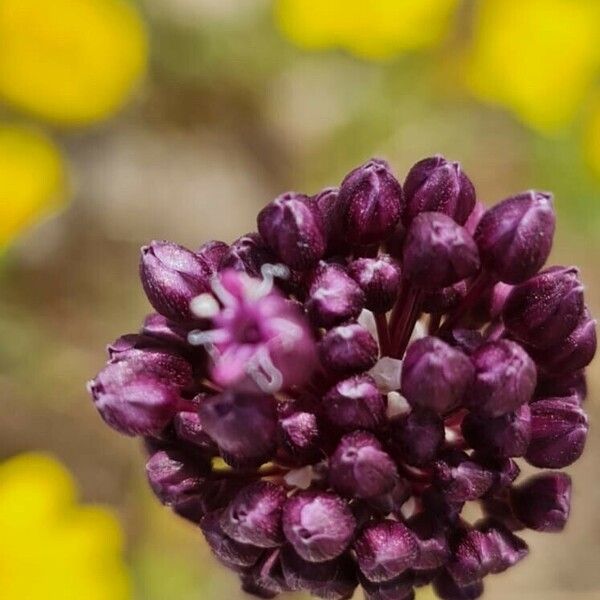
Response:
[190, 293, 220, 318]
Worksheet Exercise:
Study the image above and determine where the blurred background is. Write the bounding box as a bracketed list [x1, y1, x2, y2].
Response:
[0, 0, 599, 598]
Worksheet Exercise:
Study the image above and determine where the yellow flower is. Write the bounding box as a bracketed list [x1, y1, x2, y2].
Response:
[584, 97, 600, 178]
[0, 0, 147, 126]
[274, 0, 459, 61]
[0, 452, 132, 600]
[465, 0, 600, 133]
[0, 124, 67, 249]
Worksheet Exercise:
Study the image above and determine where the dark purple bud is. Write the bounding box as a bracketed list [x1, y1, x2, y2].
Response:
[199, 511, 263, 568]
[536, 370, 587, 403]
[422, 281, 467, 314]
[282, 491, 356, 562]
[242, 549, 289, 598]
[140, 240, 211, 322]
[141, 313, 191, 349]
[220, 481, 286, 548]
[474, 191, 555, 284]
[511, 472, 571, 532]
[446, 528, 499, 586]
[88, 348, 193, 437]
[390, 409, 445, 466]
[197, 240, 229, 273]
[366, 479, 411, 518]
[467, 340, 537, 417]
[347, 254, 401, 313]
[445, 328, 485, 355]
[198, 391, 277, 468]
[477, 455, 520, 494]
[353, 520, 419, 582]
[403, 212, 480, 289]
[278, 411, 321, 461]
[383, 220, 407, 260]
[402, 155, 476, 226]
[319, 323, 378, 375]
[258, 192, 326, 270]
[359, 571, 415, 600]
[503, 266, 584, 349]
[462, 404, 531, 458]
[312, 187, 346, 255]
[338, 158, 403, 245]
[476, 520, 528, 573]
[433, 571, 484, 600]
[305, 263, 365, 328]
[329, 431, 398, 499]
[407, 512, 450, 570]
[480, 493, 524, 532]
[218, 232, 275, 277]
[433, 450, 494, 502]
[421, 487, 465, 526]
[173, 411, 218, 454]
[525, 398, 588, 468]
[401, 336, 474, 414]
[323, 374, 386, 431]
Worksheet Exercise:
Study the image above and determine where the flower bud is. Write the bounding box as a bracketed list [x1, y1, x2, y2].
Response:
[305, 263, 365, 328]
[461, 404, 531, 458]
[446, 528, 499, 586]
[360, 571, 415, 600]
[197, 240, 229, 273]
[464, 201, 486, 236]
[433, 451, 494, 502]
[433, 571, 484, 600]
[282, 491, 356, 562]
[218, 232, 275, 277]
[366, 479, 411, 518]
[479, 456, 520, 494]
[347, 254, 401, 313]
[338, 158, 403, 245]
[323, 374, 386, 431]
[525, 398, 588, 468]
[277, 411, 321, 461]
[536, 370, 587, 403]
[401, 336, 474, 414]
[503, 266, 584, 349]
[421, 487, 465, 527]
[312, 187, 346, 255]
[353, 520, 419, 582]
[511, 472, 571, 532]
[467, 340, 537, 417]
[476, 521, 528, 574]
[241, 549, 289, 598]
[329, 431, 398, 499]
[319, 323, 379, 375]
[258, 192, 326, 270]
[140, 240, 211, 322]
[220, 481, 286, 548]
[474, 191, 555, 284]
[390, 409, 445, 466]
[422, 281, 467, 314]
[141, 313, 191, 349]
[407, 513, 450, 570]
[402, 155, 476, 226]
[403, 212, 480, 289]
[173, 411, 218, 454]
[198, 391, 277, 468]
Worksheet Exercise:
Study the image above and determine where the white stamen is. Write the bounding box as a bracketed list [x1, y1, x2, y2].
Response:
[187, 328, 230, 346]
[190, 293, 220, 318]
[210, 275, 236, 307]
[246, 347, 283, 393]
[386, 391, 411, 419]
[284, 466, 314, 489]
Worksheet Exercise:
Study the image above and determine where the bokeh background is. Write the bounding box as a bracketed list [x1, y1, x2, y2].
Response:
[0, 1, 599, 598]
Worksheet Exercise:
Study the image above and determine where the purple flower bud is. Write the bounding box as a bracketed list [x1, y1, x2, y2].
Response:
[353, 520, 419, 582]
[474, 191, 556, 284]
[360, 571, 415, 600]
[141, 313, 191, 349]
[218, 232, 275, 278]
[511, 472, 571, 532]
[485, 282, 513, 320]
[173, 411, 218, 454]
[278, 411, 321, 461]
[305, 263, 365, 328]
[140, 240, 211, 322]
[421, 487, 465, 526]
[319, 323, 379, 375]
[467, 340, 537, 417]
[258, 192, 326, 270]
[536, 370, 587, 403]
[445, 328, 485, 355]
[407, 513, 450, 570]
[383, 220, 407, 260]
[476, 520, 528, 574]
[390, 409, 445, 466]
[433, 451, 494, 502]
[525, 398, 588, 468]
[401, 336, 474, 414]
[366, 479, 411, 518]
[403, 212, 480, 289]
[323, 374, 386, 431]
[220, 481, 286, 548]
[422, 281, 467, 314]
[88, 348, 193, 436]
[464, 201, 486, 236]
[347, 254, 401, 313]
[242, 549, 289, 598]
[402, 156, 476, 226]
[198, 391, 277, 468]
[312, 187, 346, 255]
[503, 266, 585, 349]
[197, 240, 229, 273]
[477, 455, 520, 494]
[461, 404, 531, 458]
[329, 431, 399, 499]
[446, 528, 499, 586]
[338, 158, 403, 245]
[433, 571, 484, 600]
[282, 491, 356, 562]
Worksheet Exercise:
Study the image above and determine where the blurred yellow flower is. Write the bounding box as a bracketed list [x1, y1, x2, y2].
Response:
[466, 0, 600, 133]
[584, 98, 600, 178]
[274, 0, 459, 60]
[0, 0, 147, 126]
[0, 124, 67, 249]
[416, 586, 436, 600]
[0, 452, 132, 600]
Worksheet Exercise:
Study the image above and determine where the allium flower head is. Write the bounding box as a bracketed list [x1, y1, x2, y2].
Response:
[88, 156, 595, 600]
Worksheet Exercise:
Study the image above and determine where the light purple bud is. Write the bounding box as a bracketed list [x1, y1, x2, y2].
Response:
[511, 472, 572, 532]
[467, 340, 537, 417]
[347, 254, 401, 313]
[305, 263, 365, 328]
[197, 240, 229, 273]
[433, 571, 484, 600]
[503, 266, 585, 349]
[401, 336, 474, 414]
[354, 520, 419, 582]
[319, 323, 378, 375]
[140, 240, 211, 322]
[474, 191, 555, 284]
[141, 313, 191, 349]
[525, 398, 588, 468]
[329, 431, 399, 499]
[462, 404, 531, 458]
[402, 155, 476, 226]
[433, 451, 494, 502]
[338, 158, 403, 245]
[407, 513, 451, 570]
[477, 520, 528, 574]
[282, 491, 356, 562]
[106, 333, 166, 358]
[278, 411, 321, 461]
[173, 411, 218, 454]
[485, 282, 513, 320]
[323, 374, 386, 431]
[390, 409, 445, 466]
[403, 212, 480, 289]
[258, 192, 326, 270]
[218, 232, 275, 278]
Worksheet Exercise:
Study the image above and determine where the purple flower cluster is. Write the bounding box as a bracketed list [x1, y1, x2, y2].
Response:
[88, 155, 596, 600]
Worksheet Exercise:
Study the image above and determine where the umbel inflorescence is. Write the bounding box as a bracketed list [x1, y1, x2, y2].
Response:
[89, 156, 596, 600]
